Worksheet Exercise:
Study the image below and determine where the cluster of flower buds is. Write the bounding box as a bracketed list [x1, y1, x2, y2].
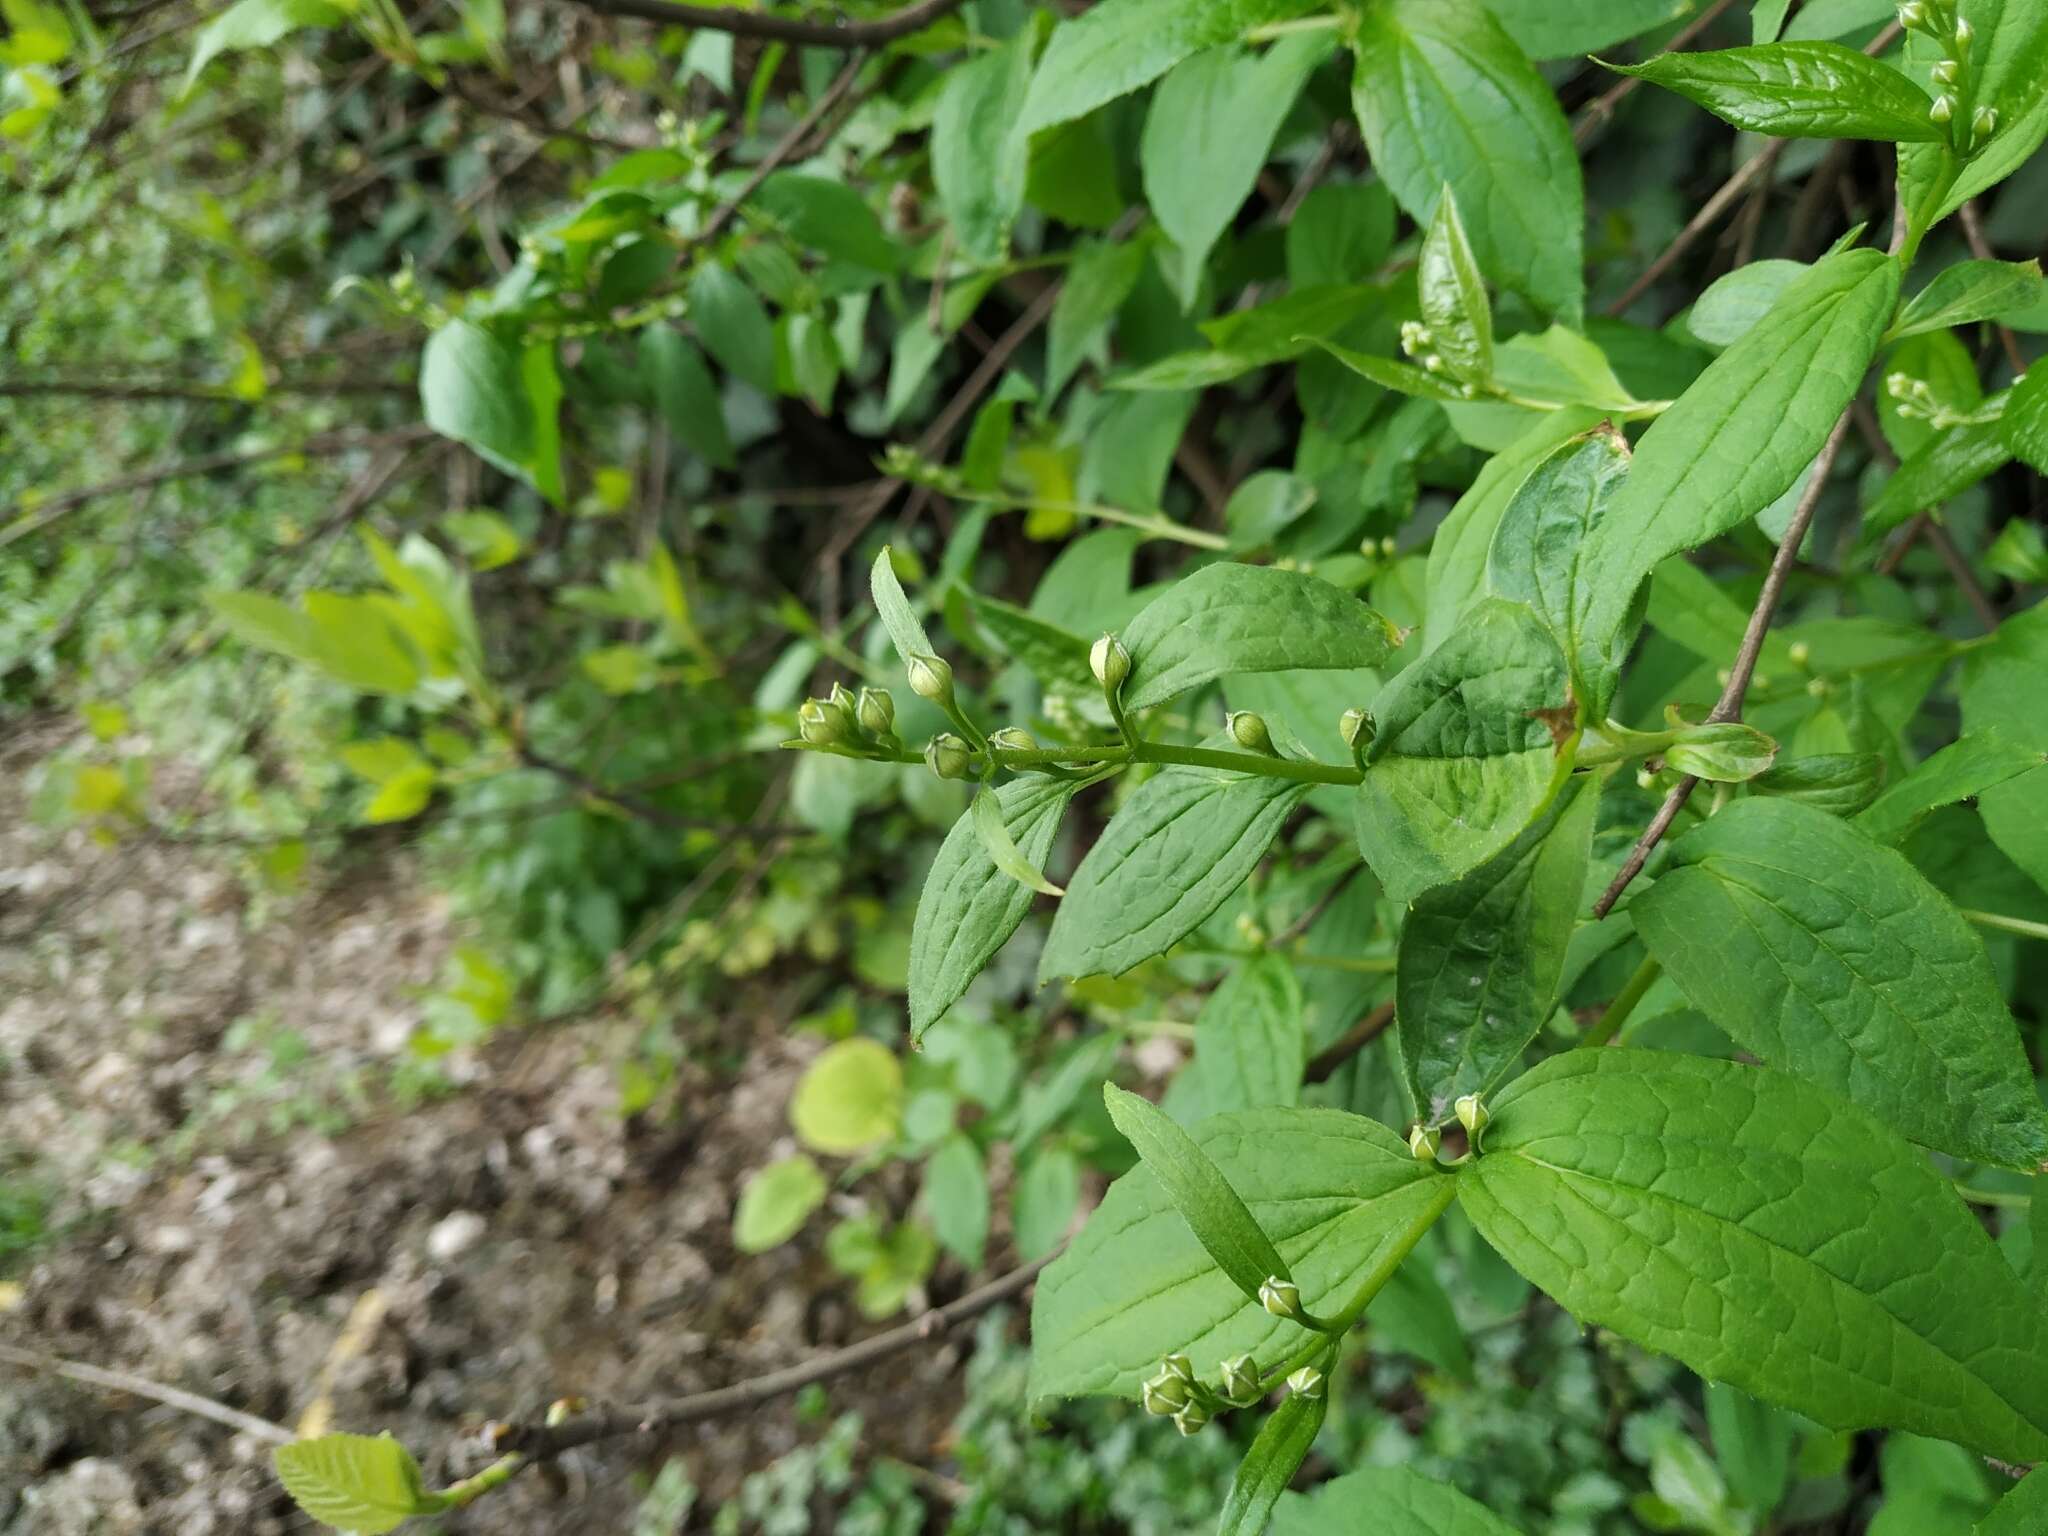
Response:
[798, 683, 899, 753]
[1139, 1354, 1219, 1435]
[1885, 371, 1999, 430]
[1399, 320, 1482, 398]
[1899, 1, 1995, 149]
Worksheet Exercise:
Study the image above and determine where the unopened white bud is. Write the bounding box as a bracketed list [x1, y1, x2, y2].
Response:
[1455, 1093, 1489, 1142]
[1259, 1277, 1304, 1321]
[907, 653, 954, 703]
[987, 725, 1038, 753]
[1930, 93, 1956, 125]
[1286, 1367, 1326, 1401]
[1090, 633, 1131, 694]
[1408, 1123, 1440, 1162]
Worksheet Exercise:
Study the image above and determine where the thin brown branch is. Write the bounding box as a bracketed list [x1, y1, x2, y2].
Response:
[560, 0, 965, 47]
[1849, 399, 2001, 629]
[0, 426, 434, 549]
[1608, 141, 1786, 316]
[495, 1252, 1054, 1461]
[1305, 1001, 1397, 1084]
[0, 1342, 294, 1445]
[1593, 411, 1857, 917]
[1957, 200, 2029, 376]
[1573, 0, 1742, 148]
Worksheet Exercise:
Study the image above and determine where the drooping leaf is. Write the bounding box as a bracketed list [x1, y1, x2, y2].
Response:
[1484, 426, 1632, 700]
[1354, 598, 1575, 904]
[1041, 765, 1311, 981]
[1118, 562, 1402, 713]
[1273, 1466, 1525, 1535]
[1029, 1105, 1454, 1404]
[1576, 248, 1898, 675]
[1397, 773, 1597, 1123]
[1218, 1382, 1330, 1536]
[687, 263, 777, 395]
[911, 775, 1076, 1033]
[273, 1433, 441, 1536]
[420, 320, 531, 478]
[973, 786, 1065, 897]
[1685, 258, 1809, 348]
[1195, 954, 1307, 1112]
[1046, 237, 1149, 397]
[1630, 796, 2048, 1168]
[1015, 0, 1321, 138]
[1351, 0, 1584, 323]
[1604, 43, 1943, 141]
[1457, 1050, 2048, 1464]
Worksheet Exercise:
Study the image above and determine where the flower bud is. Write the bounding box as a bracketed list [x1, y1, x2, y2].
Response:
[924, 733, 973, 781]
[1339, 709, 1373, 751]
[1664, 721, 1779, 784]
[1897, 1, 1928, 29]
[798, 697, 850, 747]
[1954, 16, 1972, 46]
[1160, 1353, 1194, 1383]
[1973, 105, 1998, 139]
[1409, 1123, 1440, 1162]
[1787, 641, 1811, 669]
[907, 653, 954, 703]
[1286, 1367, 1326, 1401]
[1227, 710, 1274, 755]
[1930, 57, 1960, 84]
[1090, 633, 1131, 695]
[1454, 1093, 1490, 1142]
[1930, 92, 1956, 124]
[1173, 1401, 1211, 1436]
[1421, 353, 1445, 373]
[1259, 1276, 1304, 1321]
[1141, 1362, 1193, 1415]
[1219, 1354, 1260, 1404]
[987, 725, 1038, 754]
[857, 686, 895, 736]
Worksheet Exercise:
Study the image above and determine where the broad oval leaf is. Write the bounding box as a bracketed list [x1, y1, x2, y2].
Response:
[1274, 1466, 1524, 1535]
[930, 30, 1035, 265]
[733, 1155, 828, 1254]
[1457, 1050, 2048, 1464]
[421, 320, 531, 477]
[1195, 954, 1306, 1113]
[1606, 43, 1944, 141]
[1630, 795, 2048, 1168]
[639, 327, 734, 470]
[910, 775, 1076, 1033]
[1351, 0, 1584, 323]
[1118, 562, 1401, 713]
[1354, 598, 1575, 904]
[1397, 772, 1597, 1123]
[1577, 248, 1898, 668]
[1040, 765, 1310, 982]
[790, 1039, 905, 1155]
[1029, 1105, 1455, 1405]
[274, 1433, 439, 1536]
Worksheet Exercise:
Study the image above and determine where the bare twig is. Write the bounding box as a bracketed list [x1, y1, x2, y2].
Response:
[0, 1342, 294, 1445]
[1607, 142, 1787, 316]
[1957, 200, 2029, 376]
[496, 1252, 1054, 1461]
[560, 0, 965, 47]
[1593, 411, 1857, 917]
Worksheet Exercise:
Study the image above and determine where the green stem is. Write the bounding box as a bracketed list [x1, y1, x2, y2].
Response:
[1952, 1180, 2032, 1210]
[947, 490, 1230, 550]
[436, 1454, 523, 1510]
[1962, 909, 2048, 943]
[791, 738, 1362, 786]
[1244, 13, 1346, 39]
[1580, 955, 1662, 1049]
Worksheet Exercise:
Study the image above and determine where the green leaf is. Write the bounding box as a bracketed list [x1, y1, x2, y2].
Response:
[1425, 407, 1607, 643]
[1417, 186, 1493, 386]
[273, 1433, 440, 1535]
[1015, 0, 1320, 137]
[1286, 182, 1395, 289]
[1047, 237, 1148, 398]
[959, 588, 1095, 689]
[1351, 0, 1584, 323]
[186, 0, 344, 92]
[1014, 1144, 1081, 1260]
[911, 775, 1076, 1034]
[1310, 341, 1472, 403]
[1685, 258, 1809, 348]
[420, 320, 531, 480]
[1898, 0, 2048, 227]
[1118, 562, 1402, 713]
[1960, 597, 2048, 894]
[1273, 1466, 1524, 1535]
[923, 1134, 990, 1268]
[1977, 1472, 2048, 1535]
[1480, 0, 1689, 59]
[1604, 43, 1943, 140]
[1218, 1383, 1330, 1536]
[206, 589, 321, 665]
[1630, 796, 2048, 1168]
[869, 546, 938, 675]
[1040, 766, 1311, 982]
[1891, 258, 2046, 341]
[300, 593, 421, 695]
[1397, 773, 1597, 1123]
[2003, 360, 2048, 475]
[1456, 1050, 2048, 1464]
[639, 327, 734, 469]
[1854, 730, 2045, 845]
[1576, 248, 1898, 670]
[687, 264, 777, 395]
[1140, 35, 1330, 299]
[1862, 410, 2012, 542]
[748, 173, 900, 272]
[1484, 427, 1633, 700]
[973, 786, 1064, 897]
[1104, 1084, 1294, 1303]
[1223, 470, 1319, 552]
[1194, 954, 1306, 1112]
[734, 1155, 828, 1253]
[1029, 1105, 1454, 1404]
[1354, 598, 1575, 904]
[931, 28, 1035, 265]
[790, 1039, 905, 1155]
[1705, 1383, 1798, 1514]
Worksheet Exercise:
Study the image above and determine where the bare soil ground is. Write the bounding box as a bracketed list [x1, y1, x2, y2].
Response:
[0, 722, 966, 1534]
